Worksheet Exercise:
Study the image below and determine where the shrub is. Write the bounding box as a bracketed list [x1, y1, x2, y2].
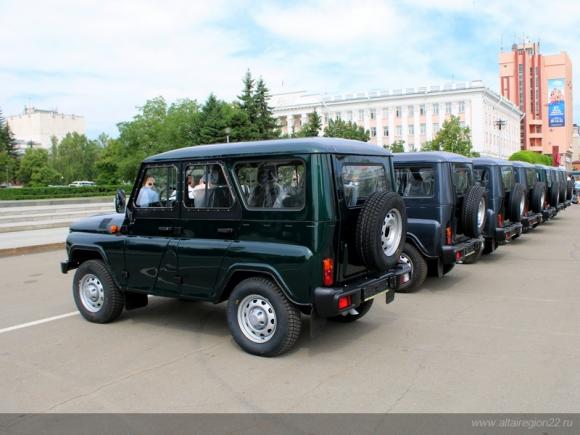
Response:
[0, 184, 132, 201]
[508, 150, 553, 166]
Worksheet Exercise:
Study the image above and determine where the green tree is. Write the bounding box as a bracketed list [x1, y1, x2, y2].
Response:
[17, 148, 61, 186]
[295, 111, 322, 137]
[509, 150, 552, 166]
[51, 132, 101, 184]
[236, 70, 259, 140]
[323, 119, 370, 142]
[199, 94, 230, 144]
[421, 116, 479, 157]
[254, 77, 280, 139]
[387, 140, 405, 153]
[0, 109, 18, 158]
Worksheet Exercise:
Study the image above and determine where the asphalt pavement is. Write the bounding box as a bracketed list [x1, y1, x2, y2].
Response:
[1, 206, 579, 413]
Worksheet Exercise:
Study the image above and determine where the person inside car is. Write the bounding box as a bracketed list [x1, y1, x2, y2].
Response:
[136, 176, 160, 207]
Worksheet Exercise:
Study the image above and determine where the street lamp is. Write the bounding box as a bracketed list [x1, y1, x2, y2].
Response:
[224, 127, 232, 144]
[494, 118, 506, 158]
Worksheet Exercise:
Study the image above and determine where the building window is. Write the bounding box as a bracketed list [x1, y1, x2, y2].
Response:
[383, 126, 389, 136]
[382, 107, 388, 118]
[408, 125, 415, 135]
[458, 101, 465, 113]
[369, 109, 376, 120]
[396, 125, 402, 136]
[323, 112, 328, 124]
[335, 111, 341, 121]
[445, 102, 452, 114]
[420, 123, 426, 135]
[433, 123, 440, 133]
[408, 143, 415, 152]
[432, 103, 439, 114]
[358, 109, 364, 121]
[346, 111, 353, 121]
[370, 127, 376, 137]
[419, 105, 425, 116]
[395, 106, 401, 117]
[460, 121, 465, 128]
[408, 105, 414, 117]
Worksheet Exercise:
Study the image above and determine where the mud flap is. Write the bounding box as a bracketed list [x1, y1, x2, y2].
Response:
[310, 309, 327, 339]
[124, 292, 148, 310]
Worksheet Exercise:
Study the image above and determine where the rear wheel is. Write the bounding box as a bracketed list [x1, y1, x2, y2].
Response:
[73, 260, 124, 323]
[507, 183, 525, 222]
[531, 182, 546, 213]
[329, 299, 374, 323]
[227, 277, 301, 357]
[396, 244, 427, 293]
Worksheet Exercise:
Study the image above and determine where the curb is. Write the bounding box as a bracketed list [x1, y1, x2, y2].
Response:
[0, 242, 65, 258]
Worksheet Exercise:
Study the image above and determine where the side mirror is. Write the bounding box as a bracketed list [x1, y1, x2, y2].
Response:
[115, 189, 126, 213]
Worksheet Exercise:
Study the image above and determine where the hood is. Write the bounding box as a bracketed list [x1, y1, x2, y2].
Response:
[69, 213, 126, 233]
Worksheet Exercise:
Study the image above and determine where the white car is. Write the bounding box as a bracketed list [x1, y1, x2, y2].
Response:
[69, 181, 96, 187]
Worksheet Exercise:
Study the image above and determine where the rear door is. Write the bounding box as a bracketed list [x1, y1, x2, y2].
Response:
[333, 155, 392, 281]
[177, 161, 241, 300]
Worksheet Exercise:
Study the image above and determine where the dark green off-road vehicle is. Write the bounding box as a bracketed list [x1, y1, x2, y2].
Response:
[61, 138, 410, 356]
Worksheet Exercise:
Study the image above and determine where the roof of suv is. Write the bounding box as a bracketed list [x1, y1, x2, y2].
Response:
[393, 151, 472, 164]
[144, 138, 391, 162]
[511, 161, 534, 168]
[473, 157, 511, 166]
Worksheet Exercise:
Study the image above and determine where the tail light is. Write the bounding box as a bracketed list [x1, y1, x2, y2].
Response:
[322, 258, 334, 287]
[497, 213, 504, 228]
[338, 295, 351, 310]
[445, 226, 453, 245]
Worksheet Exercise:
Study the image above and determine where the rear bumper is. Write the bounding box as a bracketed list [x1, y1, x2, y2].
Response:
[441, 237, 484, 265]
[494, 222, 523, 245]
[542, 207, 557, 220]
[557, 203, 566, 211]
[313, 263, 411, 318]
[521, 213, 541, 232]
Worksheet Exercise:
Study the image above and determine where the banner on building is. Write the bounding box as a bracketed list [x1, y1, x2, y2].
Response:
[547, 78, 565, 127]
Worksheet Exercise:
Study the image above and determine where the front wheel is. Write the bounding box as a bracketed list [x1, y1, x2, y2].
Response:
[396, 244, 427, 293]
[227, 277, 301, 357]
[73, 260, 124, 323]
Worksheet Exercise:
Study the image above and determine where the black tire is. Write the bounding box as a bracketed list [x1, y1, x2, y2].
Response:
[73, 260, 124, 323]
[396, 243, 428, 293]
[461, 243, 483, 264]
[507, 183, 526, 222]
[462, 185, 487, 238]
[355, 191, 407, 271]
[559, 178, 567, 202]
[329, 299, 374, 323]
[227, 277, 301, 357]
[483, 237, 496, 255]
[531, 182, 546, 213]
[549, 182, 560, 207]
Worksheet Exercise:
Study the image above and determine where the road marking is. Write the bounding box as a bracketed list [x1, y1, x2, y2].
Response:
[0, 311, 79, 335]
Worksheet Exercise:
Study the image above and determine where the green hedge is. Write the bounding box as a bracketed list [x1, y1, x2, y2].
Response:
[509, 150, 553, 166]
[0, 184, 132, 201]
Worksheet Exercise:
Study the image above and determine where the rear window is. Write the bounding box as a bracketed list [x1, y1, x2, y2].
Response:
[474, 167, 490, 190]
[234, 159, 305, 209]
[451, 164, 473, 196]
[500, 166, 515, 192]
[395, 166, 435, 198]
[342, 164, 388, 207]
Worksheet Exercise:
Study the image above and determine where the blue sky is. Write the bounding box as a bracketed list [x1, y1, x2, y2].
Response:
[0, 0, 578, 138]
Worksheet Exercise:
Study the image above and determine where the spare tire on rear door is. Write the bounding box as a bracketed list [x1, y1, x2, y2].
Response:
[462, 185, 487, 238]
[567, 180, 574, 200]
[355, 191, 407, 271]
[507, 183, 526, 222]
[531, 182, 546, 213]
[549, 182, 560, 206]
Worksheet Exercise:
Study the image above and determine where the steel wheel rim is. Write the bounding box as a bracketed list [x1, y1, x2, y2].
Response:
[237, 294, 277, 343]
[399, 253, 414, 278]
[79, 274, 105, 313]
[519, 196, 525, 216]
[381, 208, 403, 257]
[477, 199, 486, 230]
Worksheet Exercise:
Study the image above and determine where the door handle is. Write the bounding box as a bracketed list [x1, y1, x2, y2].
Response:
[217, 227, 234, 234]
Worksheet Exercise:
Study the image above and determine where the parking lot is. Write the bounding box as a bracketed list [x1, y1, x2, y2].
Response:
[1, 206, 580, 413]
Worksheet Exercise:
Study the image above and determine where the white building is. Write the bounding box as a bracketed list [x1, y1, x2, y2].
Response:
[7, 106, 85, 152]
[271, 81, 523, 159]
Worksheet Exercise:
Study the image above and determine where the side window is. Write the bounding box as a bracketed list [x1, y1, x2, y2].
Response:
[474, 167, 490, 190]
[451, 164, 472, 196]
[342, 164, 387, 207]
[394, 166, 435, 198]
[184, 163, 233, 209]
[235, 160, 306, 209]
[500, 166, 515, 192]
[526, 169, 535, 188]
[135, 166, 178, 208]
